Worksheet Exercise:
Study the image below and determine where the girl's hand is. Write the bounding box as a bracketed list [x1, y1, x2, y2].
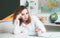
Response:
[35, 29, 43, 34]
[16, 14, 22, 20]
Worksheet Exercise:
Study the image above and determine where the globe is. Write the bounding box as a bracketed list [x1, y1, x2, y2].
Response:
[49, 13, 58, 23]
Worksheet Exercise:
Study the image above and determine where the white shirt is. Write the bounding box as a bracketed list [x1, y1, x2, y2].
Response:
[13, 16, 46, 36]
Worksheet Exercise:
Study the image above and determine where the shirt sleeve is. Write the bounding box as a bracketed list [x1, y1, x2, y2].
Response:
[13, 19, 28, 35]
[13, 19, 21, 35]
[33, 16, 46, 33]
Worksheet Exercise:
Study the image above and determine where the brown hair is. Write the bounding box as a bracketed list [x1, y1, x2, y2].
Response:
[13, 6, 31, 26]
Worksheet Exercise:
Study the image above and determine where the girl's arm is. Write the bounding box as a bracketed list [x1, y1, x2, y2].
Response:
[34, 16, 46, 35]
[13, 19, 28, 35]
[13, 19, 21, 35]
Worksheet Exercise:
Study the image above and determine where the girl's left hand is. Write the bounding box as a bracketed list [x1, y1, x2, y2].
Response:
[35, 29, 43, 34]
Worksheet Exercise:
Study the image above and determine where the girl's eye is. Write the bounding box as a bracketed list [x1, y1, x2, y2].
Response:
[22, 14, 24, 16]
[21, 12, 28, 16]
[26, 12, 28, 14]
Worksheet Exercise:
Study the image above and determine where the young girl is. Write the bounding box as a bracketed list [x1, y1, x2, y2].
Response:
[13, 6, 46, 36]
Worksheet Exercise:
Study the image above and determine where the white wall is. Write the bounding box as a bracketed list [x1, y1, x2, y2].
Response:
[20, 0, 26, 6]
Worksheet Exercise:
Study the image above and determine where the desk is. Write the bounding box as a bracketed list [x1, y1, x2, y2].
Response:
[0, 32, 60, 38]
[44, 23, 60, 26]
[44, 23, 60, 32]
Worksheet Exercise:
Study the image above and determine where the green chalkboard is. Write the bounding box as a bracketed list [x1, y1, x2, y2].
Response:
[0, 0, 20, 20]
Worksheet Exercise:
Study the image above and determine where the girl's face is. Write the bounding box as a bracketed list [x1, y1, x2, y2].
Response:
[17, 9, 29, 22]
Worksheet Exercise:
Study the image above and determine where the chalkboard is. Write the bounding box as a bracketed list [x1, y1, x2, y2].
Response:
[0, 0, 20, 19]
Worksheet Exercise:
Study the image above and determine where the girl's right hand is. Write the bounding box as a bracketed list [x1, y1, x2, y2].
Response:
[16, 14, 22, 20]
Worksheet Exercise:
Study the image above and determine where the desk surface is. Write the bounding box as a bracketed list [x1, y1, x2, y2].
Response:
[0, 32, 60, 38]
[44, 22, 60, 26]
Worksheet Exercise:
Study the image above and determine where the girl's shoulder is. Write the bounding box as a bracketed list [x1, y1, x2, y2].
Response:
[31, 15, 39, 21]
[30, 15, 40, 23]
[30, 15, 42, 23]
[31, 15, 37, 18]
